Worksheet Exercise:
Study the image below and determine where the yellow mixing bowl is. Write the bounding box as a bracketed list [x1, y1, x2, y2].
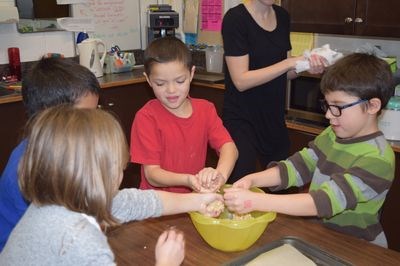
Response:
[189, 186, 276, 252]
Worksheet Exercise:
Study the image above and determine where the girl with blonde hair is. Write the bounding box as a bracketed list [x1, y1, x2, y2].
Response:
[0, 105, 222, 265]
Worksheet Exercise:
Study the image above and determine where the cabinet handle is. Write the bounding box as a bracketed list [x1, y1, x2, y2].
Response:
[354, 17, 363, 23]
[97, 102, 115, 109]
[344, 17, 353, 23]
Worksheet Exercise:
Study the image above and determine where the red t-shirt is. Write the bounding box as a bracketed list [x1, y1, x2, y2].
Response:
[131, 98, 233, 193]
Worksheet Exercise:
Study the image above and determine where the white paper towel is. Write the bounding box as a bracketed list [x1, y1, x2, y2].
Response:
[295, 44, 343, 73]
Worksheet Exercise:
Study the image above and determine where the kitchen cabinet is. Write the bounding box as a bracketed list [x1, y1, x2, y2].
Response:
[99, 83, 155, 189]
[0, 100, 26, 173]
[190, 83, 226, 168]
[99, 83, 154, 143]
[288, 128, 315, 156]
[381, 151, 400, 252]
[281, 0, 400, 38]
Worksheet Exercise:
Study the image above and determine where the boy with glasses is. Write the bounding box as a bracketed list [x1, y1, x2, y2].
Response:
[223, 53, 395, 248]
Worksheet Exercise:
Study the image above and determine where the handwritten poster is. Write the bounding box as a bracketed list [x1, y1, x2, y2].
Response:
[72, 0, 141, 50]
[201, 0, 223, 31]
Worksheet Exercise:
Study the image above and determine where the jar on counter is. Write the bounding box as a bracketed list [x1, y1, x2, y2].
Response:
[378, 96, 400, 141]
[8, 47, 21, 81]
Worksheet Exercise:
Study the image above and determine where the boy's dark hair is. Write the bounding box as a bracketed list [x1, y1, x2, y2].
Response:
[144, 36, 192, 76]
[321, 53, 394, 110]
[22, 57, 100, 117]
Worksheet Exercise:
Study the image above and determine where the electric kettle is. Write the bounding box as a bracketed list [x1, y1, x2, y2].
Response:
[77, 38, 106, 77]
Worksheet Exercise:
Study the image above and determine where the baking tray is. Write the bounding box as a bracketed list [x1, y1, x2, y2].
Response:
[223, 236, 352, 266]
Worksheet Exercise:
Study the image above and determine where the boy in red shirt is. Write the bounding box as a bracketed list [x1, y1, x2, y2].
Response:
[131, 37, 238, 193]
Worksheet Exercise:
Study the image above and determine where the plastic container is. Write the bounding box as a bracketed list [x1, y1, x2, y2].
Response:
[205, 45, 224, 73]
[104, 52, 135, 74]
[378, 96, 400, 141]
[189, 185, 276, 252]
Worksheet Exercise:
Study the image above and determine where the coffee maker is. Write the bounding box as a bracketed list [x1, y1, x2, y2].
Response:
[147, 4, 179, 45]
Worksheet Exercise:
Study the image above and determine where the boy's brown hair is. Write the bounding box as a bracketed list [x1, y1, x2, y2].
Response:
[18, 105, 129, 226]
[22, 57, 100, 117]
[144, 36, 192, 76]
[320, 53, 394, 111]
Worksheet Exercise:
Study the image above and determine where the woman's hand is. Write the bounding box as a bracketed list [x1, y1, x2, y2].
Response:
[284, 55, 305, 71]
[155, 228, 185, 266]
[307, 54, 328, 74]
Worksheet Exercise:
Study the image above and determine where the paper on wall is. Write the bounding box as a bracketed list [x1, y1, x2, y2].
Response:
[183, 0, 199, 34]
[57, 17, 94, 32]
[290, 32, 314, 57]
[57, 0, 88, 4]
[201, 0, 223, 31]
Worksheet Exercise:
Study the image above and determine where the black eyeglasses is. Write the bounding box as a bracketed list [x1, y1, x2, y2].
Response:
[320, 99, 368, 117]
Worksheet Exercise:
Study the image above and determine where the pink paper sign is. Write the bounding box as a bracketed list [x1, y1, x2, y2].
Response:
[201, 0, 223, 31]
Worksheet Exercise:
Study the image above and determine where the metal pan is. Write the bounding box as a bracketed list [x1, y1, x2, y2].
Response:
[223, 236, 352, 266]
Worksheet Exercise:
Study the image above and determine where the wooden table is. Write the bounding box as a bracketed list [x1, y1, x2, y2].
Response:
[107, 213, 400, 266]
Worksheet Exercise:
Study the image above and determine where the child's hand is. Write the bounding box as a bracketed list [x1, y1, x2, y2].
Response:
[232, 177, 252, 189]
[187, 174, 201, 192]
[155, 227, 185, 266]
[223, 187, 257, 214]
[197, 193, 224, 217]
[196, 167, 225, 193]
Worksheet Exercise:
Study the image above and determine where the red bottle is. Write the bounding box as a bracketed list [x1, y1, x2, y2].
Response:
[8, 47, 21, 81]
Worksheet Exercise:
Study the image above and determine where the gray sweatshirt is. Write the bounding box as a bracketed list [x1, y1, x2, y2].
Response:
[0, 188, 163, 265]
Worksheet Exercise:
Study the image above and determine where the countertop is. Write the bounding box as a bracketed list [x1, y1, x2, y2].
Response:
[1, 69, 398, 152]
[0, 68, 225, 104]
[107, 213, 400, 265]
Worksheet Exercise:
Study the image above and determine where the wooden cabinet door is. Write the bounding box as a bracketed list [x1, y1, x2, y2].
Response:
[281, 0, 400, 38]
[190, 84, 225, 168]
[99, 84, 154, 143]
[381, 152, 400, 252]
[354, 0, 400, 37]
[0, 101, 26, 173]
[99, 84, 154, 189]
[281, 0, 356, 35]
[287, 128, 316, 155]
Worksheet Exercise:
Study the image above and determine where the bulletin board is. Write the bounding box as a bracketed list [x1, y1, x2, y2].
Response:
[71, 0, 142, 50]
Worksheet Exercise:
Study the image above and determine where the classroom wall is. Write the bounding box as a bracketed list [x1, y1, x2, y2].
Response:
[315, 34, 400, 67]
[0, 0, 160, 64]
[0, 0, 399, 66]
[0, 22, 75, 64]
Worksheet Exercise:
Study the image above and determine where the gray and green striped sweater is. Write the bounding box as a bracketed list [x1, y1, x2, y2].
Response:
[271, 127, 395, 245]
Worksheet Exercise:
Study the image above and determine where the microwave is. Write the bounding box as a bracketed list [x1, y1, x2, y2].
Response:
[286, 75, 329, 127]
